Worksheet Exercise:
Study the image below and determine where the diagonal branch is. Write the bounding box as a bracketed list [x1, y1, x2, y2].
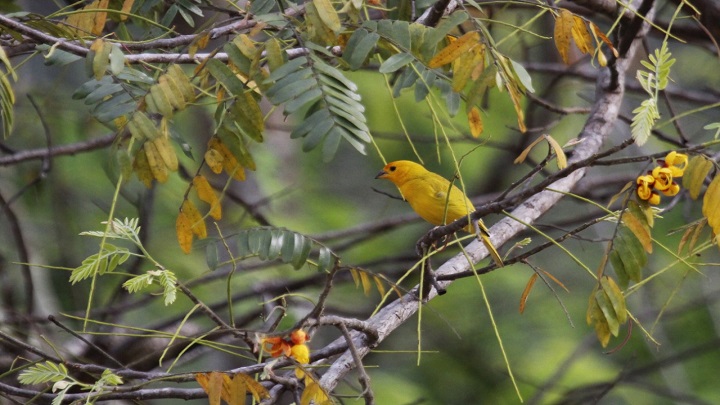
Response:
[318, 1, 656, 394]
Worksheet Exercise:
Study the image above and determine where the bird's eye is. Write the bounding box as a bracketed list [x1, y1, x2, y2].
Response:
[389, 166, 396, 172]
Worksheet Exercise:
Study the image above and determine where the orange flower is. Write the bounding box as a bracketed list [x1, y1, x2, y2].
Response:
[261, 336, 291, 358]
[637, 175, 660, 205]
[651, 166, 673, 191]
[664, 151, 688, 177]
[291, 329, 308, 345]
[260, 330, 310, 366]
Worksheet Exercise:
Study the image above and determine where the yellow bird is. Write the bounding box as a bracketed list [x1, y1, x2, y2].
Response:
[375, 160, 503, 267]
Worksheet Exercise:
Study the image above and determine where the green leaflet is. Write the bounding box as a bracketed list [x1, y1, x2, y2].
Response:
[229, 227, 337, 271]
[610, 225, 647, 288]
[265, 51, 370, 161]
[343, 29, 380, 70]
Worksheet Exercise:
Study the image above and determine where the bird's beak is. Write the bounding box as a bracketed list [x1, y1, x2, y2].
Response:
[375, 170, 388, 179]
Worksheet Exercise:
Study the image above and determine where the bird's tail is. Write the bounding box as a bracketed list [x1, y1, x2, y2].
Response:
[474, 220, 504, 267]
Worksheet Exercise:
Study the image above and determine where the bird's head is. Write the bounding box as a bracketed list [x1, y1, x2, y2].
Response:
[375, 160, 425, 186]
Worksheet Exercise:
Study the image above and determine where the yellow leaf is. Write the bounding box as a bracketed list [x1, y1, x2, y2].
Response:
[544, 134, 567, 169]
[301, 375, 333, 405]
[428, 31, 481, 69]
[176, 210, 194, 254]
[152, 132, 178, 172]
[349, 268, 360, 287]
[66, 0, 108, 36]
[132, 148, 153, 188]
[120, 0, 134, 21]
[313, 0, 342, 34]
[159, 75, 185, 111]
[373, 275, 386, 297]
[571, 15, 594, 55]
[208, 137, 245, 181]
[467, 106, 483, 138]
[189, 32, 210, 58]
[143, 141, 168, 183]
[205, 148, 224, 174]
[623, 202, 652, 253]
[586, 289, 611, 347]
[519, 273, 538, 314]
[182, 200, 207, 239]
[233, 34, 258, 59]
[128, 111, 159, 140]
[513, 134, 545, 164]
[452, 43, 484, 91]
[167, 65, 196, 103]
[359, 270, 371, 296]
[232, 373, 269, 401]
[702, 174, 720, 236]
[683, 155, 713, 200]
[149, 83, 173, 117]
[91, 0, 109, 35]
[193, 175, 222, 220]
[195, 372, 223, 405]
[554, 9, 574, 64]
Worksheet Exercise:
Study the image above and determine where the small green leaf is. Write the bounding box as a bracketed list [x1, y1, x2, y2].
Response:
[317, 246, 335, 272]
[206, 58, 246, 96]
[379, 53, 415, 73]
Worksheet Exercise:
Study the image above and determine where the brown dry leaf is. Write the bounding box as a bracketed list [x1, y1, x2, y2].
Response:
[590, 22, 619, 57]
[467, 106, 483, 138]
[176, 209, 194, 254]
[193, 175, 222, 220]
[428, 31, 481, 69]
[519, 273, 538, 314]
[554, 9, 574, 64]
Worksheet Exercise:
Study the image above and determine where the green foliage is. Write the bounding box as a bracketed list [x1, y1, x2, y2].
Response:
[233, 227, 339, 272]
[18, 361, 69, 385]
[265, 53, 371, 161]
[0, 46, 15, 138]
[123, 269, 178, 306]
[609, 225, 648, 288]
[18, 361, 122, 405]
[631, 42, 676, 145]
[70, 243, 131, 283]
